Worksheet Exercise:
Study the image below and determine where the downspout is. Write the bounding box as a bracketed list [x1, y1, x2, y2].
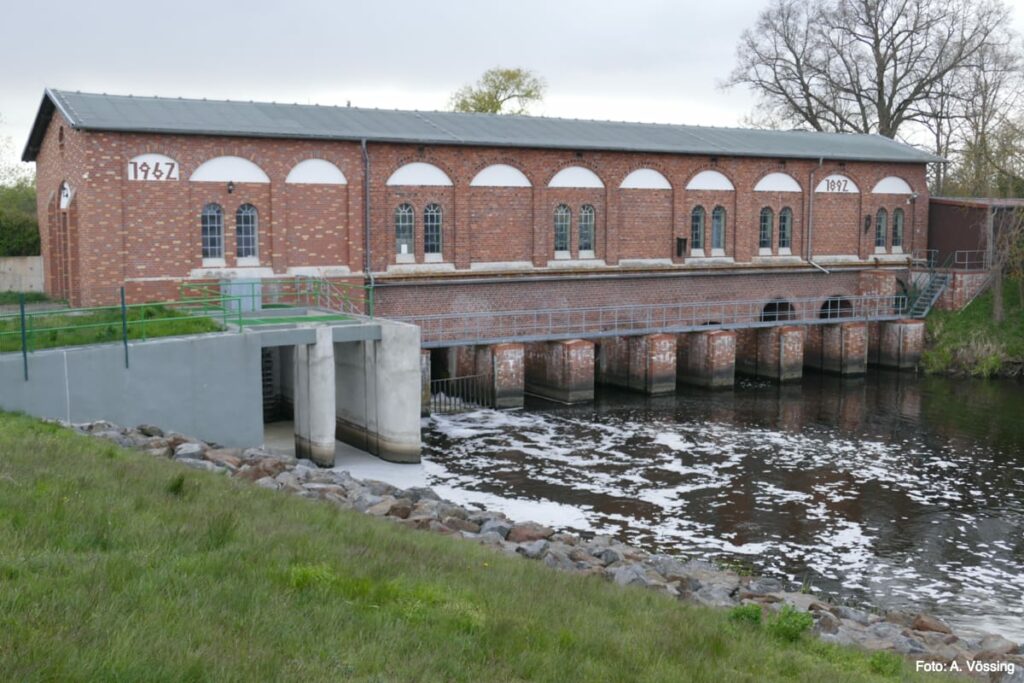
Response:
[361, 140, 376, 307]
[807, 157, 829, 274]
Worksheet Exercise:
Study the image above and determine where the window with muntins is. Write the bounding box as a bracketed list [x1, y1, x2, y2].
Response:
[691, 206, 705, 250]
[779, 208, 793, 249]
[759, 207, 773, 249]
[579, 205, 595, 252]
[201, 203, 224, 259]
[424, 204, 442, 255]
[892, 208, 904, 248]
[711, 206, 726, 251]
[395, 204, 414, 256]
[236, 204, 258, 259]
[554, 205, 571, 252]
[875, 208, 888, 248]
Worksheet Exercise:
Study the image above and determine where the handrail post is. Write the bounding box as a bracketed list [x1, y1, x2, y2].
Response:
[120, 287, 130, 369]
[19, 293, 28, 381]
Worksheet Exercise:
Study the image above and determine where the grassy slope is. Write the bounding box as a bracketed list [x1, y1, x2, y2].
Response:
[924, 278, 1024, 377]
[0, 413, 931, 683]
[0, 305, 222, 353]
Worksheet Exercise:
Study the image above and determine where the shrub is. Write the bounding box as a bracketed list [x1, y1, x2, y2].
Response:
[766, 605, 813, 642]
[728, 603, 763, 626]
[867, 651, 902, 677]
[0, 182, 39, 257]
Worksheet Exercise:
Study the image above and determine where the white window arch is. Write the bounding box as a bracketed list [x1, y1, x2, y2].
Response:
[620, 169, 671, 189]
[814, 174, 859, 193]
[871, 176, 913, 194]
[190, 156, 270, 183]
[686, 170, 734, 191]
[386, 162, 452, 186]
[548, 166, 604, 188]
[754, 172, 801, 192]
[470, 164, 531, 187]
[286, 159, 347, 185]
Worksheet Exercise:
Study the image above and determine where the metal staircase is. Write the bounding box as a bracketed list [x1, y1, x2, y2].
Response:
[906, 252, 954, 318]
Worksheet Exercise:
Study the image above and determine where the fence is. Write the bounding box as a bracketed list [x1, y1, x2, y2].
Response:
[429, 374, 495, 413]
[178, 277, 374, 317]
[400, 294, 907, 348]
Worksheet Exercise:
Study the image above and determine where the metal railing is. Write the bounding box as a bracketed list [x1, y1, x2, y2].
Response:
[178, 277, 374, 317]
[399, 294, 907, 348]
[429, 374, 495, 413]
[952, 250, 991, 271]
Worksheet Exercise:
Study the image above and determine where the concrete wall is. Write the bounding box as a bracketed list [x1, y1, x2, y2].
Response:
[0, 332, 264, 446]
[0, 256, 44, 292]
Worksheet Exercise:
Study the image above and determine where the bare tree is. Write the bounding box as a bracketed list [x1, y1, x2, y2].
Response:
[726, 0, 1012, 139]
[449, 67, 546, 115]
[0, 115, 33, 187]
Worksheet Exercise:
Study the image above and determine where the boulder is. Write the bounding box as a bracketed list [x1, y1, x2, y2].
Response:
[516, 540, 550, 560]
[173, 442, 205, 460]
[366, 497, 398, 517]
[746, 576, 784, 595]
[912, 613, 953, 634]
[404, 487, 442, 503]
[975, 634, 1018, 656]
[136, 424, 164, 437]
[831, 605, 873, 626]
[479, 519, 512, 539]
[204, 448, 242, 470]
[177, 458, 227, 474]
[813, 610, 841, 635]
[443, 517, 480, 534]
[144, 446, 172, 459]
[507, 522, 554, 543]
[594, 547, 624, 566]
[255, 477, 280, 490]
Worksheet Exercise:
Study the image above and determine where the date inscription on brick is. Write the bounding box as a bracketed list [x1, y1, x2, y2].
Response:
[127, 154, 180, 181]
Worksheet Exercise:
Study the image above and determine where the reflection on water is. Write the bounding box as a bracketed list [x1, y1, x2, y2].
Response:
[421, 372, 1024, 640]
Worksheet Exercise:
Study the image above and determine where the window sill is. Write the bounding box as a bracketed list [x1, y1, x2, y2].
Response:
[689, 249, 705, 258]
[202, 258, 226, 268]
[874, 247, 887, 254]
[424, 253, 444, 263]
[892, 246, 904, 254]
[711, 249, 726, 257]
[758, 247, 772, 256]
[579, 249, 595, 259]
[779, 248, 792, 256]
[237, 257, 260, 267]
[546, 258, 608, 269]
[553, 250, 571, 260]
[396, 253, 415, 264]
[385, 262, 456, 274]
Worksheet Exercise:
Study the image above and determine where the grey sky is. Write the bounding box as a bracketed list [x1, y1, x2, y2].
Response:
[3, 0, 1024, 169]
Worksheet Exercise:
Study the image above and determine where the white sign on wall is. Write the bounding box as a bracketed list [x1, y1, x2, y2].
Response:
[127, 154, 180, 181]
[814, 174, 859, 193]
[59, 182, 72, 209]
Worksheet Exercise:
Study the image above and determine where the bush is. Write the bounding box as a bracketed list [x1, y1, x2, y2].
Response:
[0, 181, 39, 257]
[728, 603, 763, 626]
[766, 605, 813, 642]
[868, 651, 903, 677]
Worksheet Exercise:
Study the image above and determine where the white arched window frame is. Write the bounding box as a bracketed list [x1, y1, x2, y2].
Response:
[236, 204, 259, 264]
[548, 166, 604, 188]
[620, 168, 671, 189]
[690, 206, 706, 254]
[395, 204, 415, 262]
[190, 156, 270, 183]
[554, 205, 571, 256]
[778, 208, 793, 253]
[875, 208, 888, 251]
[579, 205, 596, 257]
[386, 162, 453, 186]
[892, 208, 905, 252]
[285, 159, 347, 184]
[686, 170, 734, 191]
[759, 207, 774, 252]
[424, 204, 443, 261]
[469, 164, 531, 187]
[201, 203, 224, 263]
[711, 206, 727, 255]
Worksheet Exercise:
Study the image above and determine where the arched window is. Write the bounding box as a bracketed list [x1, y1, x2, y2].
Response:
[554, 204, 571, 253]
[779, 208, 793, 250]
[201, 203, 224, 260]
[236, 204, 258, 260]
[711, 206, 726, 252]
[424, 204, 442, 256]
[820, 297, 853, 319]
[892, 208, 904, 249]
[759, 207, 774, 250]
[579, 205, 595, 253]
[875, 208, 888, 249]
[691, 206, 706, 251]
[395, 204, 414, 257]
[761, 300, 796, 322]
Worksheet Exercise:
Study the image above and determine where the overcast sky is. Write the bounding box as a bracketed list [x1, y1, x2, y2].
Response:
[3, 0, 1024, 170]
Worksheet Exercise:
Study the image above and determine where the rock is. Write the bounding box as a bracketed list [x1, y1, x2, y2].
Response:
[255, 476, 280, 490]
[173, 442, 205, 460]
[366, 497, 398, 517]
[177, 458, 227, 474]
[542, 547, 577, 572]
[776, 592, 819, 613]
[507, 522, 554, 543]
[476, 531, 507, 546]
[746, 576, 784, 594]
[362, 479, 399, 497]
[813, 610, 841, 635]
[443, 517, 480, 534]
[831, 605, 872, 626]
[912, 613, 953, 634]
[594, 547, 624, 566]
[144, 446, 171, 458]
[236, 459, 290, 482]
[975, 634, 1018, 656]
[93, 430, 134, 448]
[691, 583, 736, 608]
[516, 539, 550, 560]
[607, 563, 649, 587]
[404, 486, 441, 503]
[387, 499, 414, 519]
[479, 519, 512, 539]
[884, 609, 916, 628]
[204, 448, 242, 470]
[890, 636, 927, 654]
[136, 424, 164, 437]
[549, 532, 578, 546]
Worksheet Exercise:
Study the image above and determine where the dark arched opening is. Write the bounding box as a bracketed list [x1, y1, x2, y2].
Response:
[761, 300, 796, 322]
[819, 296, 853, 320]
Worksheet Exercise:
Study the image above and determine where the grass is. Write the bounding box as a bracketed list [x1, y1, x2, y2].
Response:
[0, 304, 223, 353]
[0, 291, 50, 306]
[0, 412, 935, 682]
[924, 277, 1024, 377]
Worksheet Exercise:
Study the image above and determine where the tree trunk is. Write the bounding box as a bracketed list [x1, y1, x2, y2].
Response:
[993, 271, 1005, 323]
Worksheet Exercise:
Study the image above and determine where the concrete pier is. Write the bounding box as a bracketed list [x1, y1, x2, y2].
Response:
[475, 342, 526, 408]
[525, 339, 595, 404]
[807, 322, 868, 375]
[597, 334, 676, 394]
[420, 349, 431, 415]
[677, 330, 736, 388]
[878, 319, 925, 370]
[293, 326, 337, 467]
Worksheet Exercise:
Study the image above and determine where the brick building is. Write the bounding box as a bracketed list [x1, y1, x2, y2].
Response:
[23, 89, 938, 319]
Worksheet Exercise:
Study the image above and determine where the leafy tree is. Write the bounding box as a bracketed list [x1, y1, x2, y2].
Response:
[0, 180, 39, 257]
[450, 67, 546, 115]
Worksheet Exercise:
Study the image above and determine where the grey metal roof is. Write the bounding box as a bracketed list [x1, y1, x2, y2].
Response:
[23, 88, 943, 163]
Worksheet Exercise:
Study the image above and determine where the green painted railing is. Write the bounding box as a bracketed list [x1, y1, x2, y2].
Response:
[178, 277, 374, 317]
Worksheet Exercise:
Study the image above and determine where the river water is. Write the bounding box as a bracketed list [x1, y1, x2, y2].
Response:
[418, 372, 1024, 641]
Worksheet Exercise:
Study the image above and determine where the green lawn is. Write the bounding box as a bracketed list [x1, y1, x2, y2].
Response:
[924, 277, 1024, 377]
[0, 305, 223, 353]
[0, 291, 50, 306]
[0, 412, 930, 682]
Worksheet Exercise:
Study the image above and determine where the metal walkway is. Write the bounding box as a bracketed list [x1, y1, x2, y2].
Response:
[397, 294, 908, 348]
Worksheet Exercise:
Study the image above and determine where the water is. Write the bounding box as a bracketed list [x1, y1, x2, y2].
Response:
[420, 372, 1024, 641]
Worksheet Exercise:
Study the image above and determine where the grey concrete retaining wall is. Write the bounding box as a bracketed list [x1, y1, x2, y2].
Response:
[0, 332, 264, 447]
[0, 256, 44, 293]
